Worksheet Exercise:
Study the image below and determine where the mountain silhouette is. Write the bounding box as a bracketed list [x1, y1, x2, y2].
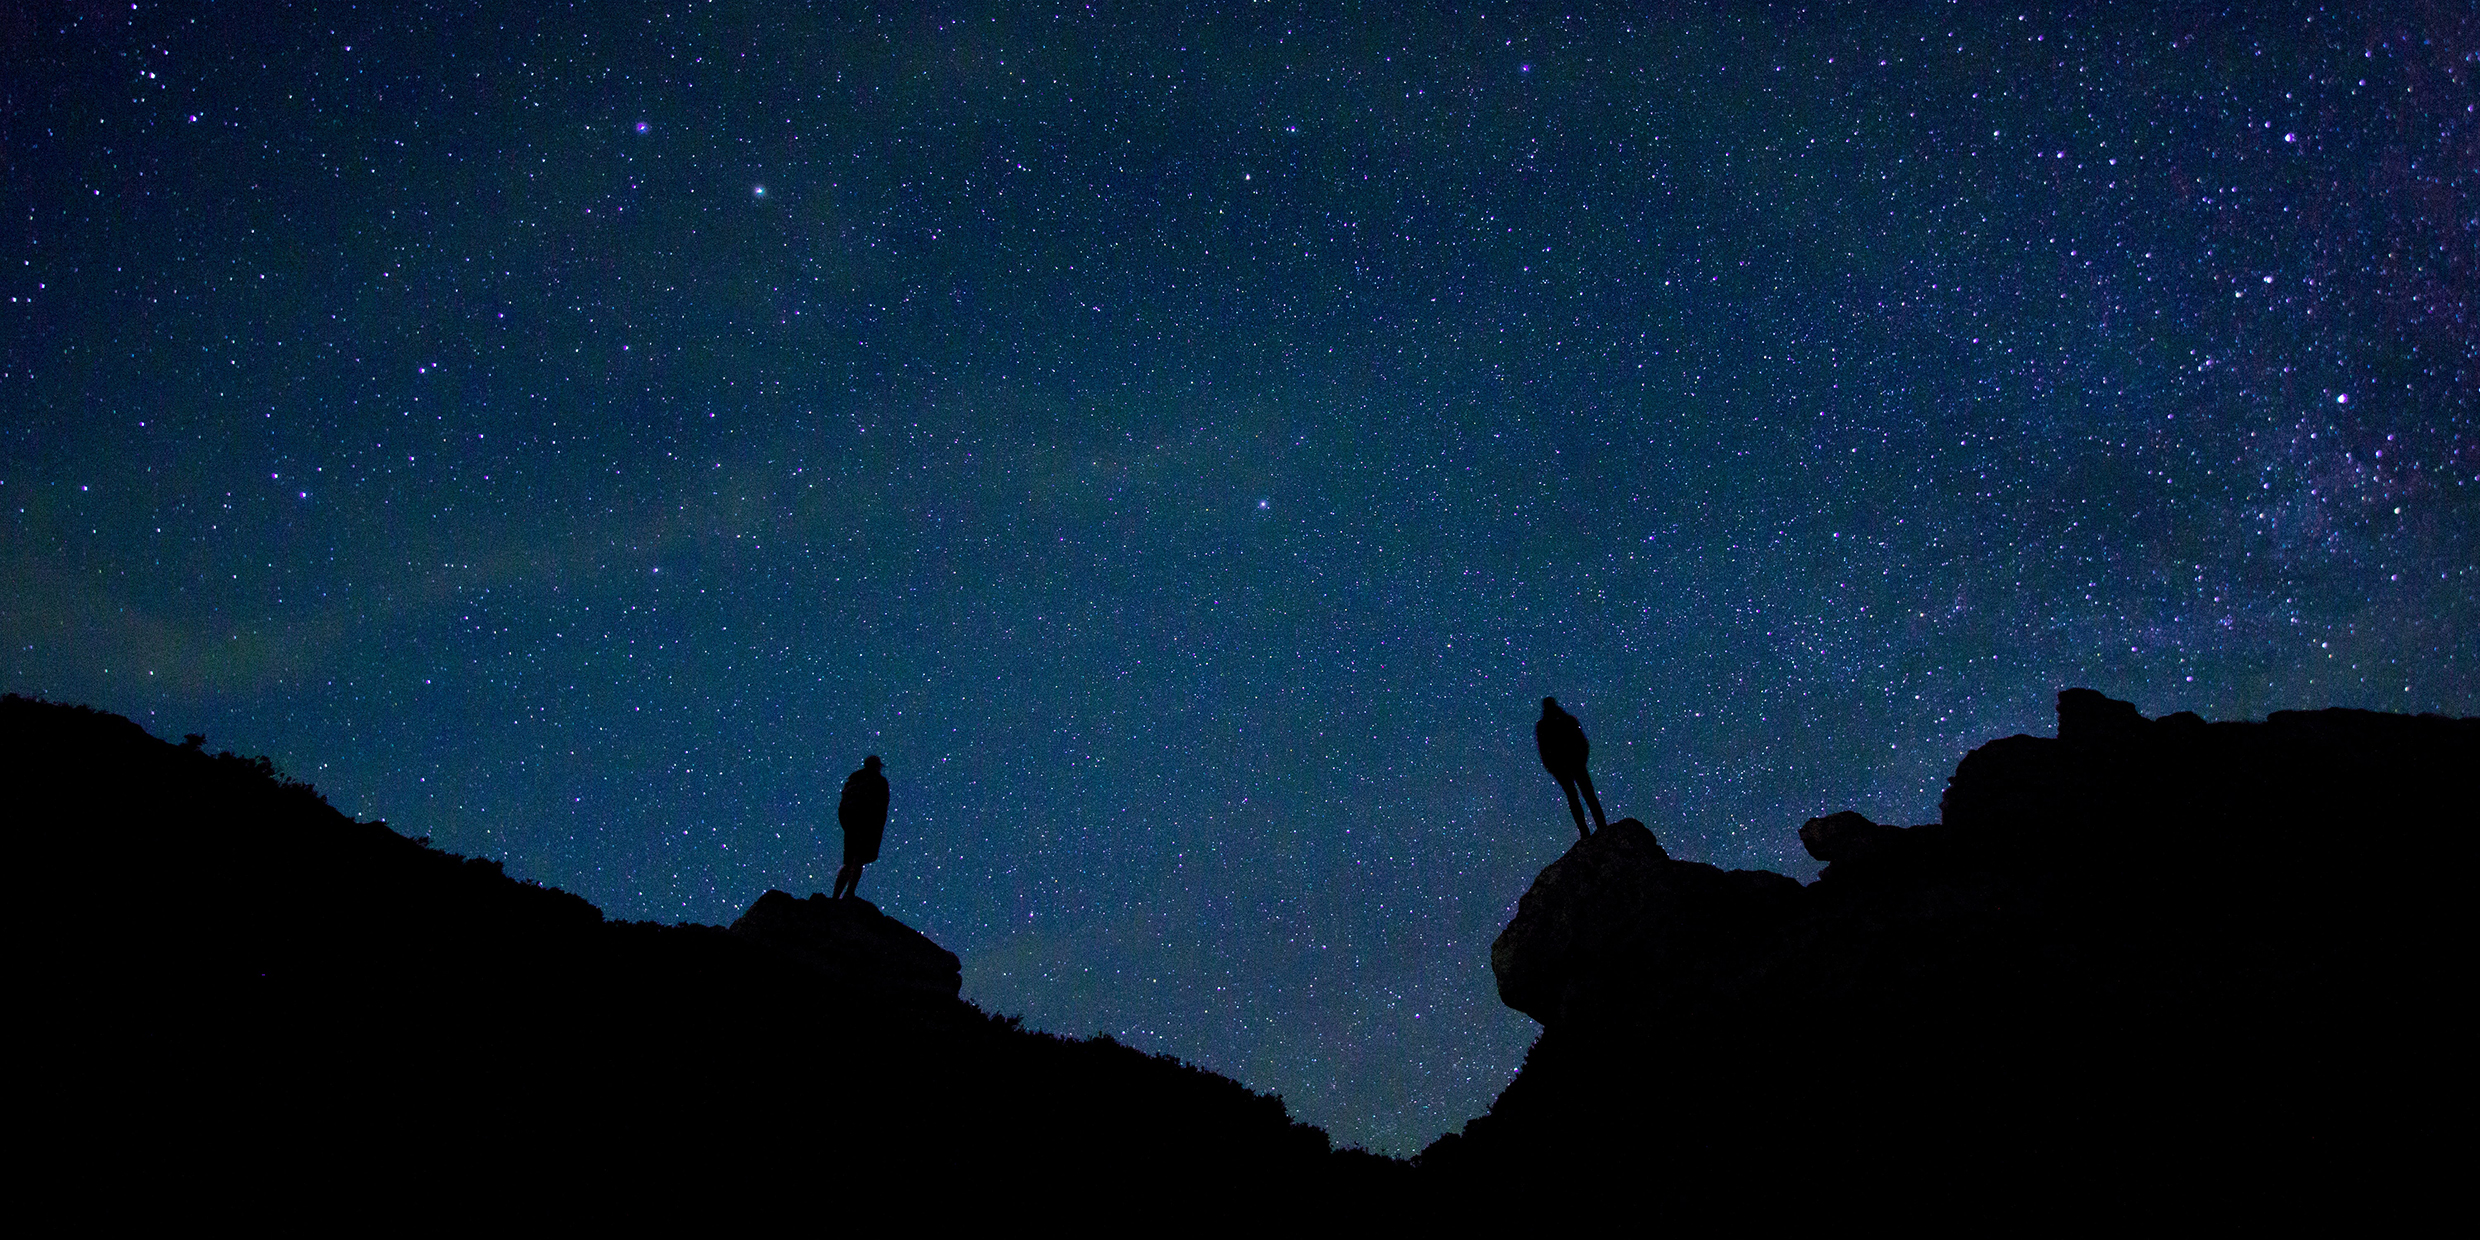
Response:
[3, 694, 1402, 1221]
[13, 687, 2465, 1221]
[1427, 689, 2469, 1222]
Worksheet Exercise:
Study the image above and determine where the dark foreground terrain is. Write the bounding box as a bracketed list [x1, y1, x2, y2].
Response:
[5, 694, 1395, 1219]
[12, 689, 2465, 1219]
[1434, 689, 2469, 1219]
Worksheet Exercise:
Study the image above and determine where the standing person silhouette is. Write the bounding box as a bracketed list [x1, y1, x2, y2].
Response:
[831, 755, 889, 900]
[1536, 698, 1607, 839]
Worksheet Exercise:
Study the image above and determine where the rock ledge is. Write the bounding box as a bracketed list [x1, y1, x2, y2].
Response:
[729, 890, 963, 999]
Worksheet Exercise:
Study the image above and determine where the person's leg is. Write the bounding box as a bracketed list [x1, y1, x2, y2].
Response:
[845, 864, 864, 900]
[832, 862, 857, 898]
[1557, 774, 1591, 838]
[1576, 770, 1608, 832]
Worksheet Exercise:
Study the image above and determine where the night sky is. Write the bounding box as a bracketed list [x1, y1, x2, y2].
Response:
[6, 3, 2472, 1154]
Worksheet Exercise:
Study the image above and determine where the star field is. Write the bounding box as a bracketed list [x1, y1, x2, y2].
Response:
[5, 4, 2472, 1155]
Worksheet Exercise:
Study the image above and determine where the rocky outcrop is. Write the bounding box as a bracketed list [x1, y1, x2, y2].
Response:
[1435, 689, 2475, 1206]
[2055, 684, 2150, 743]
[1490, 819, 1799, 1027]
[1939, 692, 2471, 869]
[729, 889, 963, 999]
[1795, 808, 1907, 871]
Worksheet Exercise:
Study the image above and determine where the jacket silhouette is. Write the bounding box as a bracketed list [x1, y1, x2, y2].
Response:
[1536, 698, 1607, 839]
[831, 755, 890, 899]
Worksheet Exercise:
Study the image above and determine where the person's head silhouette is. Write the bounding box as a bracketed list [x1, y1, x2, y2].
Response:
[864, 754, 882, 771]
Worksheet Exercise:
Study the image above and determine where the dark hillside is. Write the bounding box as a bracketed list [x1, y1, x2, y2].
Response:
[18, 687, 2463, 1219]
[4, 695, 1399, 1217]
[1426, 690, 2469, 1219]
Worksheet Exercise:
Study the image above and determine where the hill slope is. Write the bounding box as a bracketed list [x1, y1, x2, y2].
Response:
[5, 694, 1398, 1217]
[18, 688, 2464, 1218]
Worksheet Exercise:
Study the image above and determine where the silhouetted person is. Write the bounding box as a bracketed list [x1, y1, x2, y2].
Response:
[1537, 697, 1607, 839]
[831, 755, 889, 899]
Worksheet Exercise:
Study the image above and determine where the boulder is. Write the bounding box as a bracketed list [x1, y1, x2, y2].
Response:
[1798, 810, 1901, 866]
[1942, 688, 2160, 847]
[728, 890, 962, 999]
[1491, 819, 1799, 1027]
[2056, 687, 2148, 745]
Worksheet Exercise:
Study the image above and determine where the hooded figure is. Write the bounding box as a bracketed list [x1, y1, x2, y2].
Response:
[1536, 698, 1607, 839]
[831, 755, 889, 899]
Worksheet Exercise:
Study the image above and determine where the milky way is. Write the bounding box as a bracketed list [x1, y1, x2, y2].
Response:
[5, 5, 2471, 1154]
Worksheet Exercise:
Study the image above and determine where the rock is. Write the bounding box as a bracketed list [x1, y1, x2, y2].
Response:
[1941, 688, 2161, 849]
[728, 890, 962, 999]
[1447, 689, 2477, 1198]
[1940, 688, 2477, 865]
[1491, 818, 1800, 1027]
[2056, 687, 2148, 745]
[1798, 810, 1900, 866]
